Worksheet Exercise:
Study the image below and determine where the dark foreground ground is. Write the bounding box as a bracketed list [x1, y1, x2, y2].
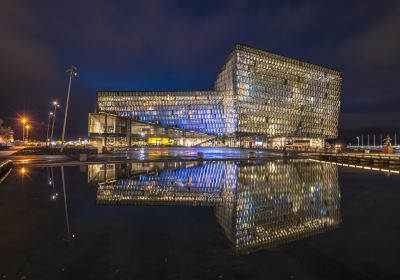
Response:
[1, 163, 400, 279]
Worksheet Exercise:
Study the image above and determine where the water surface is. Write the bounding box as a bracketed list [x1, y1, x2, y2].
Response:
[1, 159, 399, 279]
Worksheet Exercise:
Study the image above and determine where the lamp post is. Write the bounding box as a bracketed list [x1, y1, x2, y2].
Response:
[22, 118, 26, 142]
[26, 124, 30, 143]
[61, 66, 77, 153]
[356, 136, 359, 147]
[46, 112, 53, 146]
[373, 134, 376, 147]
[50, 101, 60, 146]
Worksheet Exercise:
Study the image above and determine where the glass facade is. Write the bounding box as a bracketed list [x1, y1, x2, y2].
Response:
[97, 91, 227, 136]
[228, 45, 341, 139]
[91, 44, 342, 147]
[90, 159, 341, 254]
[89, 112, 214, 147]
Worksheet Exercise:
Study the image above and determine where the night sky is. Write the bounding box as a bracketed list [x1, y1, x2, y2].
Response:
[1, 0, 399, 143]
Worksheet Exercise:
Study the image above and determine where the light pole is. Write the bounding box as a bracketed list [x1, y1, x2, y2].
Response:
[50, 101, 60, 146]
[356, 136, 359, 147]
[46, 112, 53, 145]
[22, 118, 26, 142]
[367, 134, 369, 148]
[61, 66, 77, 153]
[26, 124, 30, 143]
[361, 135, 364, 147]
[373, 134, 376, 147]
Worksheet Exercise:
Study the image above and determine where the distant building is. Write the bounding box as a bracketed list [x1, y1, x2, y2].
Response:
[89, 44, 342, 148]
[0, 119, 14, 145]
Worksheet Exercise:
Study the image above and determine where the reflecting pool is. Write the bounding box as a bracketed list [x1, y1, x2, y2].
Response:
[1, 159, 400, 279]
[91, 160, 341, 254]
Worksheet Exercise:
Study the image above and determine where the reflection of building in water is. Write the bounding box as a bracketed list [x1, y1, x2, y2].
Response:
[94, 161, 235, 206]
[91, 160, 340, 254]
[88, 161, 202, 183]
[216, 160, 341, 254]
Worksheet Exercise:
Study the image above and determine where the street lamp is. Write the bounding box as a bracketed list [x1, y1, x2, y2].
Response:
[26, 124, 30, 143]
[46, 112, 53, 145]
[61, 66, 77, 152]
[356, 136, 359, 147]
[21, 118, 27, 142]
[50, 101, 60, 146]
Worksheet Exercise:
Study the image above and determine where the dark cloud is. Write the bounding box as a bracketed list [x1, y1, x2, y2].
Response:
[0, 0, 399, 142]
[338, 2, 400, 68]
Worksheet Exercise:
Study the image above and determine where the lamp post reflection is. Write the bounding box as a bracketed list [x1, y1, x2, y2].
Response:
[47, 167, 51, 185]
[61, 166, 75, 241]
[19, 166, 28, 184]
[49, 167, 58, 200]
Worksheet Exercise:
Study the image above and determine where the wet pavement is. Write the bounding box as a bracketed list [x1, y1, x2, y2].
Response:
[9, 147, 287, 167]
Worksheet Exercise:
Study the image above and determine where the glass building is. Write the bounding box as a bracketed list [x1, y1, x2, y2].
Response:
[89, 44, 342, 148]
[90, 160, 341, 254]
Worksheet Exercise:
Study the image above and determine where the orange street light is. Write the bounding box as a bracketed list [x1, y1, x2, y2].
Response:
[21, 118, 27, 141]
[26, 124, 30, 143]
